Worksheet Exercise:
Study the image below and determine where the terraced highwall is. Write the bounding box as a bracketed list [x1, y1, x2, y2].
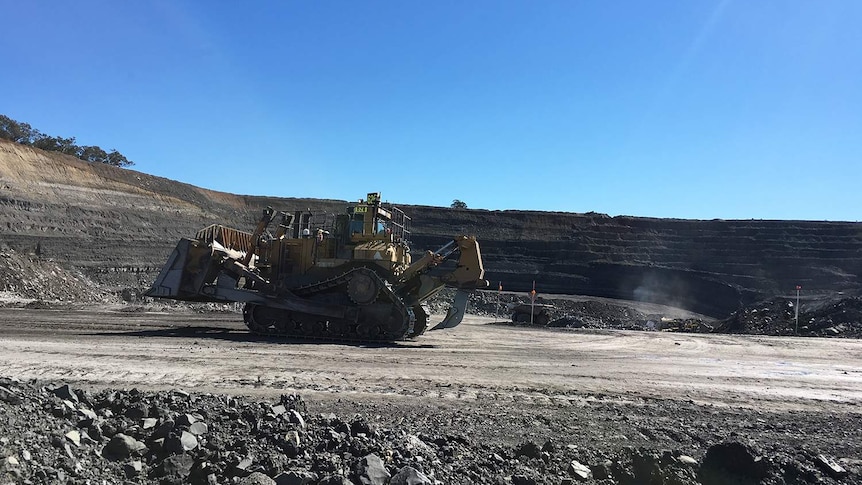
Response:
[1, 139, 860, 316]
[408, 208, 862, 315]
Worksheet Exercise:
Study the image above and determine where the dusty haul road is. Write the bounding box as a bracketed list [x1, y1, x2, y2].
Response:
[4, 305, 862, 483]
[0, 308, 859, 413]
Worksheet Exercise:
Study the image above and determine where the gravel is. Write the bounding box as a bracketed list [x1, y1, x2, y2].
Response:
[0, 378, 857, 484]
[716, 295, 862, 338]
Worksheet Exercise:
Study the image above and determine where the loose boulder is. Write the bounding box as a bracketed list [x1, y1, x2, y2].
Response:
[390, 466, 433, 485]
[102, 433, 146, 461]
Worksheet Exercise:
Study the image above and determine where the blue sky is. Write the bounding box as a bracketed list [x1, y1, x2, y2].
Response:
[3, 1, 860, 220]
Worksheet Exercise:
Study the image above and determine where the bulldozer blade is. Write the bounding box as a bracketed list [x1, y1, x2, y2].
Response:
[146, 238, 195, 299]
[146, 238, 221, 301]
[430, 289, 471, 331]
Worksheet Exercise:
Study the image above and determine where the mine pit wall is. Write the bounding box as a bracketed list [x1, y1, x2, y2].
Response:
[406, 207, 862, 317]
[2, 139, 861, 317]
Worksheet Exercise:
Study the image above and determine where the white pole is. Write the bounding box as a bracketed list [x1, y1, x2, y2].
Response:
[795, 285, 800, 334]
[530, 280, 536, 325]
[497, 281, 501, 322]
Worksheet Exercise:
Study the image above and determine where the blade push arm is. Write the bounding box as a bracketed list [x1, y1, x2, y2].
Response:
[400, 236, 488, 289]
[439, 235, 487, 289]
[397, 235, 489, 331]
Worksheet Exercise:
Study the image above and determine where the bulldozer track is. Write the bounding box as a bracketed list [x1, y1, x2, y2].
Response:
[245, 266, 416, 343]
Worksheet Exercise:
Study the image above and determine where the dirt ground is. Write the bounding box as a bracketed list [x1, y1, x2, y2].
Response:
[1, 308, 860, 413]
[1, 308, 861, 483]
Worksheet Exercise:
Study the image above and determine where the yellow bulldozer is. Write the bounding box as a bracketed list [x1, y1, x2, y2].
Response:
[147, 192, 488, 341]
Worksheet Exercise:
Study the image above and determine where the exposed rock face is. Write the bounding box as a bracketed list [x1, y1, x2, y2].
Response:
[409, 208, 862, 316]
[1, 139, 860, 316]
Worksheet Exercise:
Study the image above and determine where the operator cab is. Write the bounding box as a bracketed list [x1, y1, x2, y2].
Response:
[348, 192, 409, 242]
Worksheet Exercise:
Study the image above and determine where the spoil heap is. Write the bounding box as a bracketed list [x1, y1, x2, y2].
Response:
[472, 289, 862, 338]
[462, 291, 708, 332]
[716, 295, 862, 338]
[0, 247, 110, 304]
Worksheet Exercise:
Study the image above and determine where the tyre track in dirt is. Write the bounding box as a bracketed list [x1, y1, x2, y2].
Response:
[0, 308, 860, 413]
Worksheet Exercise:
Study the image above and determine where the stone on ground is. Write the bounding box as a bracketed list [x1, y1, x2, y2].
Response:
[568, 459, 592, 480]
[390, 466, 433, 485]
[102, 433, 146, 460]
[240, 471, 276, 485]
[357, 453, 390, 485]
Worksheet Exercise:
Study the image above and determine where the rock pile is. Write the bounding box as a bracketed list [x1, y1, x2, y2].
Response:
[454, 290, 695, 332]
[716, 295, 862, 338]
[0, 378, 855, 484]
[426, 289, 653, 329]
[0, 247, 110, 304]
[454, 289, 862, 339]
